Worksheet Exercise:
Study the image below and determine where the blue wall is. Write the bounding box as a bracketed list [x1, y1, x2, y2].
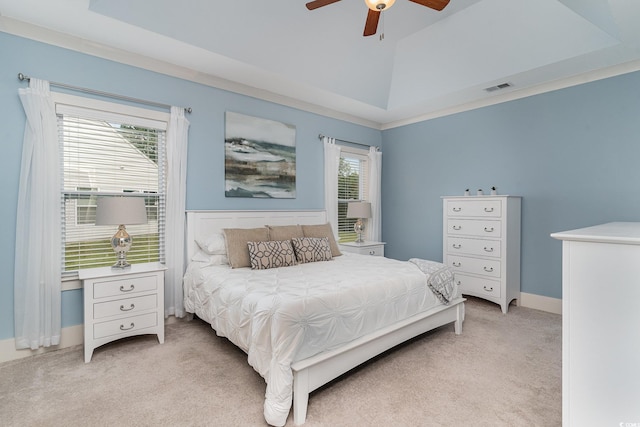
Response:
[0, 31, 380, 340]
[381, 71, 640, 299]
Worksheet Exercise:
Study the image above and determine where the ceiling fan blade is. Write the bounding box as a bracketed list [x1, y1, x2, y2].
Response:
[306, 0, 342, 10]
[363, 9, 380, 36]
[408, 0, 450, 11]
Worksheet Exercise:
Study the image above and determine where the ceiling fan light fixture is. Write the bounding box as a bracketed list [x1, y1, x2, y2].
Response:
[364, 0, 395, 11]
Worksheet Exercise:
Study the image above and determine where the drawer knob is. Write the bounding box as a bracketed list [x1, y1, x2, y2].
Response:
[484, 207, 494, 212]
[120, 304, 135, 312]
[452, 225, 462, 231]
[452, 261, 462, 267]
[484, 227, 494, 233]
[483, 247, 494, 252]
[369, 250, 376, 255]
[120, 322, 135, 331]
[483, 266, 494, 272]
[452, 207, 462, 212]
[119, 284, 135, 292]
[483, 285, 494, 292]
[452, 243, 462, 249]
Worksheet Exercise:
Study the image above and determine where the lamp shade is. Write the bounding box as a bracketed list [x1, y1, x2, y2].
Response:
[95, 197, 147, 226]
[347, 201, 372, 219]
[364, 0, 396, 11]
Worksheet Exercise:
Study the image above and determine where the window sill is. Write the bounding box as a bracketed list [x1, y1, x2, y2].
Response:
[61, 275, 82, 291]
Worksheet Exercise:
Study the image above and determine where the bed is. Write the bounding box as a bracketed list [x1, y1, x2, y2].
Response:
[183, 210, 465, 426]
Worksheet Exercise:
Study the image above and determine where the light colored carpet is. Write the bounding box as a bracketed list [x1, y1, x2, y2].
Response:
[0, 297, 561, 426]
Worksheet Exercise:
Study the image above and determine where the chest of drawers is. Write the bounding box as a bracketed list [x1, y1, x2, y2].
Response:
[442, 196, 521, 313]
[79, 262, 167, 362]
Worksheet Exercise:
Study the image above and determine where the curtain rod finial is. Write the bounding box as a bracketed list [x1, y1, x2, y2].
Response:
[18, 72, 29, 81]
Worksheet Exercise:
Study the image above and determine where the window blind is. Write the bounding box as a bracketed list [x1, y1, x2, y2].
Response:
[338, 148, 369, 242]
[58, 109, 166, 274]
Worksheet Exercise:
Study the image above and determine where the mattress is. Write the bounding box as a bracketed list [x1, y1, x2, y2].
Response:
[183, 252, 458, 426]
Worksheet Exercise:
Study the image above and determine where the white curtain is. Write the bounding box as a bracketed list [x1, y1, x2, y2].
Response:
[366, 147, 382, 242]
[323, 137, 341, 239]
[14, 79, 61, 350]
[164, 107, 190, 318]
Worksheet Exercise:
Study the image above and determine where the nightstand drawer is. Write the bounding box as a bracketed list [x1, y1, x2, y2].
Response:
[447, 219, 502, 238]
[93, 294, 158, 320]
[447, 255, 501, 278]
[93, 312, 157, 339]
[93, 274, 158, 299]
[455, 273, 502, 298]
[446, 200, 502, 217]
[447, 237, 501, 258]
[339, 242, 385, 257]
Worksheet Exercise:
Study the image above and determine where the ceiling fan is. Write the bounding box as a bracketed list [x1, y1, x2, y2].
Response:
[305, 0, 450, 37]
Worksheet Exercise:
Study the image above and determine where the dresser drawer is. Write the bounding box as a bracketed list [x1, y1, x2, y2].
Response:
[93, 294, 158, 320]
[454, 273, 502, 298]
[446, 200, 502, 218]
[92, 274, 158, 299]
[447, 237, 501, 258]
[447, 255, 501, 278]
[447, 219, 502, 238]
[93, 312, 158, 340]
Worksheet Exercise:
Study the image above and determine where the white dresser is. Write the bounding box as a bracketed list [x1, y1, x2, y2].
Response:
[551, 223, 640, 426]
[339, 241, 385, 257]
[442, 196, 521, 313]
[79, 262, 166, 363]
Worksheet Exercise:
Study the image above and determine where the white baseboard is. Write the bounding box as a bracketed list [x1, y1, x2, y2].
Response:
[519, 292, 562, 315]
[0, 324, 84, 364]
[0, 317, 180, 364]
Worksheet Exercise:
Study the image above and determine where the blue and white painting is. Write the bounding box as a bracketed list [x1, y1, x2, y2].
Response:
[225, 111, 296, 198]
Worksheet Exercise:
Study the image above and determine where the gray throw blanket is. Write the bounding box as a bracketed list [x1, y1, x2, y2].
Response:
[408, 258, 456, 304]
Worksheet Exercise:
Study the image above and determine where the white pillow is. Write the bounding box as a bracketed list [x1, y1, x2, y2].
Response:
[195, 232, 227, 255]
[191, 248, 229, 266]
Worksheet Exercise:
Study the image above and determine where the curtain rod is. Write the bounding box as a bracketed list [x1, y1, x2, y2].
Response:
[17, 73, 192, 114]
[317, 133, 379, 150]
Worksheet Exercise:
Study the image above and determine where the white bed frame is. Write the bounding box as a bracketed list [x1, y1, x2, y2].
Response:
[185, 210, 465, 425]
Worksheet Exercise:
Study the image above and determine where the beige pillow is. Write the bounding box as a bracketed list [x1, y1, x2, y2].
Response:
[223, 227, 269, 268]
[291, 237, 333, 264]
[267, 224, 303, 241]
[247, 240, 297, 270]
[301, 223, 342, 257]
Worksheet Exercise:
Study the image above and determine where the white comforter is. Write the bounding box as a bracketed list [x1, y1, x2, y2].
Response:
[183, 253, 457, 426]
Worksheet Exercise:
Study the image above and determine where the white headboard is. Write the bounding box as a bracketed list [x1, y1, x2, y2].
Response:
[185, 210, 327, 261]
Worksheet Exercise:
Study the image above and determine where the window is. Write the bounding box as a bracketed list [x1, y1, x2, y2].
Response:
[56, 95, 169, 274]
[338, 147, 369, 242]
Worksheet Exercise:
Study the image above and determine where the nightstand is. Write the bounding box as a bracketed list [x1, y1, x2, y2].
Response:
[339, 241, 386, 257]
[79, 262, 167, 363]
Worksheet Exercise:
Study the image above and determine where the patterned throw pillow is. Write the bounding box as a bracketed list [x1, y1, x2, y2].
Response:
[246, 240, 297, 270]
[291, 237, 333, 264]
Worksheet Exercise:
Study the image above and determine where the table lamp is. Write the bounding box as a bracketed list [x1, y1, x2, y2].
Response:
[95, 196, 148, 269]
[347, 201, 372, 243]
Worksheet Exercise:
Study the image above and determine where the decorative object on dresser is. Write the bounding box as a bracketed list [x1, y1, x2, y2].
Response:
[551, 223, 640, 426]
[346, 201, 372, 243]
[80, 262, 166, 363]
[442, 195, 521, 313]
[339, 240, 385, 256]
[95, 196, 148, 269]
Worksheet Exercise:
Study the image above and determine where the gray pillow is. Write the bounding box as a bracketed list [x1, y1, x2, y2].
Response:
[267, 224, 304, 241]
[223, 227, 269, 268]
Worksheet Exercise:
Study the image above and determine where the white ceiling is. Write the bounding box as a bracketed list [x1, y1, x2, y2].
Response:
[2, 0, 640, 128]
